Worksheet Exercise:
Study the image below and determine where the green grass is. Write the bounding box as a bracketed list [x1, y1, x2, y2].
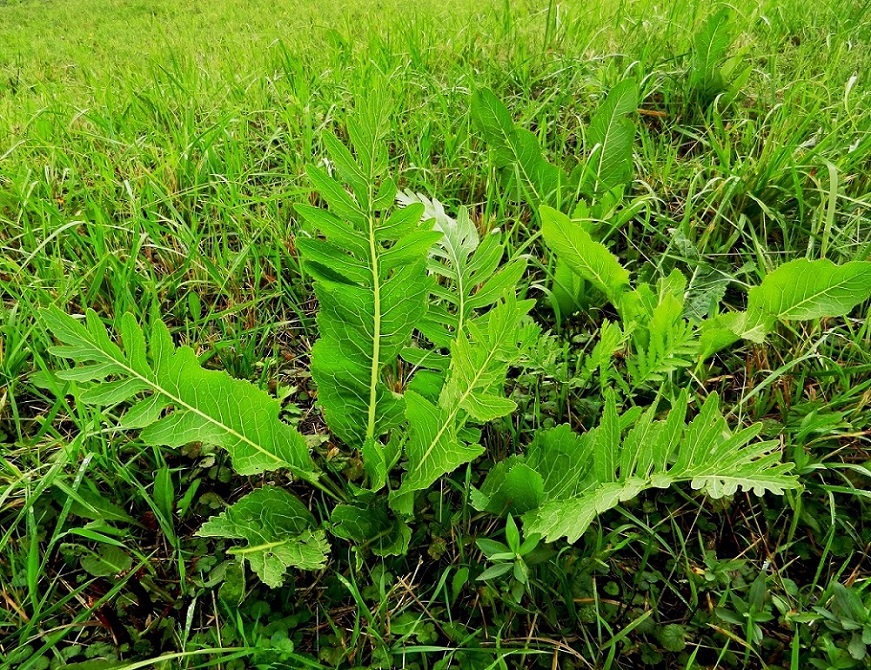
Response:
[2, 0, 871, 668]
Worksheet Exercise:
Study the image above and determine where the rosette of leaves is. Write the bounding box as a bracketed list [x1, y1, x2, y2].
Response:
[295, 117, 538, 535]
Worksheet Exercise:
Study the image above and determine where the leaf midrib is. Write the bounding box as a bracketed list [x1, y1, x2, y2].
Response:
[769, 273, 864, 319]
[548, 215, 626, 298]
[415, 335, 504, 475]
[79, 330, 287, 469]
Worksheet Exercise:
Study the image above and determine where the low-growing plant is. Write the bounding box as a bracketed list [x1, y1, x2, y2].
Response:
[37, 99, 869, 596]
[540, 204, 871, 383]
[473, 390, 799, 542]
[38, 104, 537, 587]
[472, 84, 871, 393]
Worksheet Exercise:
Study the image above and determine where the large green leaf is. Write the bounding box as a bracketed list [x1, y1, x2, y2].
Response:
[41, 308, 315, 479]
[297, 124, 441, 451]
[395, 296, 537, 500]
[689, 8, 734, 101]
[582, 79, 638, 196]
[697, 259, 871, 359]
[506, 393, 800, 543]
[472, 423, 591, 517]
[746, 258, 871, 321]
[471, 88, 568, 207]
[540, 205, 630, 304]
[197, 487, 328, 588]
[393, 390, 485, 500]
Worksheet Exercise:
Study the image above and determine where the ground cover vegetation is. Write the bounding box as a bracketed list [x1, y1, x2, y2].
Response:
[1, 0, 871, 668]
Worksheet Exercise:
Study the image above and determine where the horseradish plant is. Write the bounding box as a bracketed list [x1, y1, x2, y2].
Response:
[540, 205, 871, 389]
[472, 77, 645, 318]
[40, 104, 535, 586]
[474, 390, 798, 543]
[41, 103, 860, 588]
[470, 80, 869, 542]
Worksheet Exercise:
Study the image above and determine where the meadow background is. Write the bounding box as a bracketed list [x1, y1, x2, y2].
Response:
[1, 0, 871, 668]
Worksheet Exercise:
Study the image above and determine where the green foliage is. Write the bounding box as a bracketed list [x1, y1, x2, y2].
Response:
[38, 308, 316, 480]
[396, 192, 527, 355]
[688, 8, 734, 100]
[38, 121, 540, 592]
[9, 1, 871, 666]
[477, 391, 799, 543]
[329, 500, 411, 557]
[656, 624, 688, 653]
[813, 584, 871, 664]
[197, 487, 329, 587]
[470, 88, 568, 207]
[749, 258, 871, 321]
[472, 424, 586, 515]
[699, 259, 871, 357]
[540, 205, 630, 305]
[622, 271, 699, 387]
[537, 215, 871, 374]
[471, 81, 641, 318]
[395, 295, 538, 502]
[581, 79, 639, 196]
[59, 543, 132, 578]
[475, 514, 541, 601]
[687, 8, 750, 108]
[295, 111, 441, 452]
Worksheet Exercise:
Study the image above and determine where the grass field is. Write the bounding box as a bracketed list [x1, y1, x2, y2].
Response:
[2, 0, 871, 668]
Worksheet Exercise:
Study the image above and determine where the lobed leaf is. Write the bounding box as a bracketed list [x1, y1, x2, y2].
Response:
[395, 296, 537, 501]
[397, 191, 527, 350]
[297, 129, 441, 452]
[197, 487, 328, 588]
[474, 391, 799, 543]
[41, 308, 315, 479]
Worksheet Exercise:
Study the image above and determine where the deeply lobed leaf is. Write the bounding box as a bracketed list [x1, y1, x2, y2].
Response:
[395, 295, 538, 501]
[476, 391, 799, 543]
[41, 308, 315, 479]
[297, 131, 441, 452]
